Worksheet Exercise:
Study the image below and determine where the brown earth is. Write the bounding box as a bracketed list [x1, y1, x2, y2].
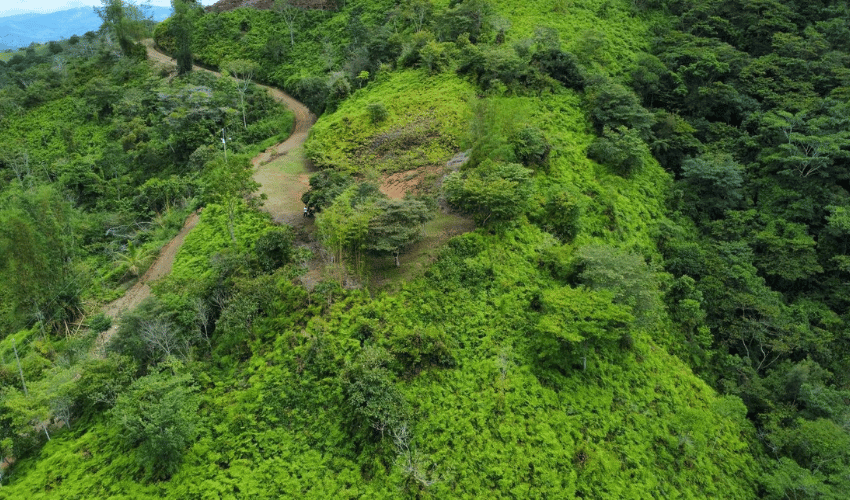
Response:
[379, 165, 444, 200]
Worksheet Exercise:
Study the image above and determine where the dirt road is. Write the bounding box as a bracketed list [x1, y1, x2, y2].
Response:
[95, 43, 316, 352]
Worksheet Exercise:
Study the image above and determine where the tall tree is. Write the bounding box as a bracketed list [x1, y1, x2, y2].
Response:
[0, 186, 80, 332]
[273, 0, 301, 47]
[222, 59, 259, 130]
[316, 185, 372, 276]
[109, 365, 199, 480]
[443, 161, 532, 227]
[202, 155, 261, 244]
[95, 0, 151, 59]
[171, 0, 200, 76]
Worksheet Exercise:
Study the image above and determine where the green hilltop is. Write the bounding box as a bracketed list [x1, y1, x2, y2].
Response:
[1, 0, 849, 498]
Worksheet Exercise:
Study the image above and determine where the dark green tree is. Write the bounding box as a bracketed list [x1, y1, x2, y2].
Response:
[202, 155, 262, 244]
[575, 244, 662, 328]
[365, 198, 434, 267]
[254, 227, 295, 272]
[109, 364, 199, 480]
[0, 186, 80, 332]
[301, 170, 353, 212]
[537, 286, 634, 371]
[584, 77, 654, 139]
[679, 152, 745, 220]
[586, 125, 651, 177]
[342, 344, 409, 437]
[95, 0, 151, 59]
[171, 0, 199, 76]
[443, 161, 532, 227]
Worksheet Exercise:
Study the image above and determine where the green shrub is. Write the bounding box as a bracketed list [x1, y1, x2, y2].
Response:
[585, 77, 654, 139]
[87, 313, 112, 334]
[586, 125, 651, 177]
[511, 126, 550, 168]
[531, 48, 585, 90]
[366, 102, 388, 124]
[254, 226, 295, 272]
[109, 365, 199, 481]
[342, 344, 410, 436]
[443, 161, 533, 227]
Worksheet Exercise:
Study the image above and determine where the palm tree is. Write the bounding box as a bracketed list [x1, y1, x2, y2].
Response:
[114, 241, 153, 278]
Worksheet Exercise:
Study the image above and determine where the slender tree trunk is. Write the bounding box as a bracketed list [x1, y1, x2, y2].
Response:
[239, 92, 247, 130]
[13, 339, 28, 397]
[227, 203, 236, 243]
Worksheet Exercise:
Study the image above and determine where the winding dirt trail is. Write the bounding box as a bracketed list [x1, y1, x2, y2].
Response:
[94, 43, 316, 352]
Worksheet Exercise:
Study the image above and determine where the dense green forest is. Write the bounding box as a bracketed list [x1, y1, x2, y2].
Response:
[1, 0, 849, 497]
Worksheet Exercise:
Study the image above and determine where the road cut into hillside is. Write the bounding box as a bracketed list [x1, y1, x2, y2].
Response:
[95, 42, 317, 353]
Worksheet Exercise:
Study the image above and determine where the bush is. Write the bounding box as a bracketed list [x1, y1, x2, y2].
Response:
[531, 48, 585, 90]
[254, 227, 295, 272]
[343, 345, 409, 437]
[293, 76, 329, 114]
[88, 313, 112, 334]
[107, 297, 188, 370]
[384, 324, 455, 373]
[532, 187, 582, 241]
[575, 244, 662, 327]
[366, 102, 388, 124]
[586, 126, 651, 177]
[679, 153, 745, 219]
[443, 161, 533, 227]
[585, 77, 654, 139]
[511, 126, 550, 168]
[109, 366, 199, 481]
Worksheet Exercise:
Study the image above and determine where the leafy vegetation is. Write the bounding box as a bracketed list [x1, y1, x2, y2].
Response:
[2, 0, 850, 497]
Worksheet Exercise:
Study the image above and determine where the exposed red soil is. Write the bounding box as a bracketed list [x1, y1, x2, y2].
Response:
[379, 165, 444, 200]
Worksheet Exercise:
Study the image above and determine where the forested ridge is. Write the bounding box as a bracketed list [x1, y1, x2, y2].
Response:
[1, 0, 848, 498]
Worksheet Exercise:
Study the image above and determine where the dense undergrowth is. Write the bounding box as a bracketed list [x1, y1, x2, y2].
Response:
[2, 0, 849, 498]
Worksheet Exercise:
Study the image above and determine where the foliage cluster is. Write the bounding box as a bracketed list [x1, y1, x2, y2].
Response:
[630, 0, 850, 496]
[0, 0, 294, 482]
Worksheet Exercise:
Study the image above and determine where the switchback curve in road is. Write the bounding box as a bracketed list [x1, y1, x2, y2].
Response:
[95, 42, 317, 353]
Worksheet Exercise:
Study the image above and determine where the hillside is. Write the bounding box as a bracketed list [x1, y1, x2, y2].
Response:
[2, 0, 850, 498]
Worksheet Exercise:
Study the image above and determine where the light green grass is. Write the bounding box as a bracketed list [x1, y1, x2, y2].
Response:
[306, 69, 475, 173]
[262, 145, 309, 175]
[494, 0, 654, 75]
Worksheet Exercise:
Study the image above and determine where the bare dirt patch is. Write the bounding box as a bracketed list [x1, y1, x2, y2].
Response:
[379, 165, 444, 200]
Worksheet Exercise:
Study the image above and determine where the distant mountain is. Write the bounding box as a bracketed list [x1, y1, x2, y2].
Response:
[0, 6, 172, 51]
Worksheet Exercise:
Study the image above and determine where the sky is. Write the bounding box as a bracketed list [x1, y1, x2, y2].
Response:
[0, 1, 218, 18]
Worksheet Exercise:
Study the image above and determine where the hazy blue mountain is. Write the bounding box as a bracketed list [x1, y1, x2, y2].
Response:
[0, 6, 172, 51]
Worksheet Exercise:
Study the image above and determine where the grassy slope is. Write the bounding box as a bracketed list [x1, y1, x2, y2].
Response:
[306, 70, 474, 173]
[3, 1, 761, 497]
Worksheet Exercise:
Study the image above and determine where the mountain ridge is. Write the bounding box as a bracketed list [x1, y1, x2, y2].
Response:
[0, 6, 172, 50]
